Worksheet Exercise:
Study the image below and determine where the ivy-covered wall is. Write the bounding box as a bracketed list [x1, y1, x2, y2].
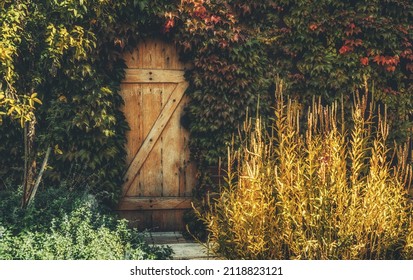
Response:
[170, 0, 413, 190]
[1, 0, 412, 205]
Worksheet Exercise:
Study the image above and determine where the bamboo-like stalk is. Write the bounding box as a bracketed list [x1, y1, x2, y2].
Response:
[27, 146, 51, 207]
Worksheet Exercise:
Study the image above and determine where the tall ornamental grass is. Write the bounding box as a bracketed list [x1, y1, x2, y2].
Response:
[198, 81, 413, 259]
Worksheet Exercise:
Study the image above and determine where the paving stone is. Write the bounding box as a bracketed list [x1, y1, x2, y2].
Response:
[144, 231, 216, 260]
[168, 243, 213, 260]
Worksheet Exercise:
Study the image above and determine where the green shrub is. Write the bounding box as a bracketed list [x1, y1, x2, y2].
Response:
[199, 81, 413, 259]
[0, 204, 172, 260]
[0, 185, 172, 260]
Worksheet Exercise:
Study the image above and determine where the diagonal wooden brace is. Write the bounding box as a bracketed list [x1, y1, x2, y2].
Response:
[122, 81, 189, 196]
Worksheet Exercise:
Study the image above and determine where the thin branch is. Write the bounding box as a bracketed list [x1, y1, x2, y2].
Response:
[27, 146, 51, 207]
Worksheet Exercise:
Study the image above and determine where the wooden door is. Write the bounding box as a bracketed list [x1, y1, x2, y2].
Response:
[118, 39, 196, 231]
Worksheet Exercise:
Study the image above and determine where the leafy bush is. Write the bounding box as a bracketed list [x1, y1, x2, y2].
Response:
[198, 81, 413, 259]
[0, 185, 172, 260]
[0, 183, 84, 233]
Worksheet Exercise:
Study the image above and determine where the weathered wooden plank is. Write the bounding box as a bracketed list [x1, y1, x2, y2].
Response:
[120, 84, 145, 197]
[122, 81, 189, 196]
[122, 49, 139, 68]
[152, 210, 186, 231]
[179, 95, 190, 196]
[184, 160, 197, 197]
[118, 197, 192, 210]
[164, 42, 173, 69]
[123, 39, 190, 70]
[138, 85, 163, 197]
[123, 69, 185, 83]
[142, 40, 152, 68]
[161, 83, 181, 196]
[164, 41, 182, 70]
[154, 40, 164, 69]
[120, 84, 143, 165]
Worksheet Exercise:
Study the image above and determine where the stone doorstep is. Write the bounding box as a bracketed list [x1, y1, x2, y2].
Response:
[144, 231, 215, 260]
[144, 231, 188, 245]
[167, 243, 213, 260]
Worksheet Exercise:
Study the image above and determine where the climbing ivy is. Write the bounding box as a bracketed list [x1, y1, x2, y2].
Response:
[172, 0, 273, 167]
[228, 0, 413, 140]
[166, 0, 412, 184]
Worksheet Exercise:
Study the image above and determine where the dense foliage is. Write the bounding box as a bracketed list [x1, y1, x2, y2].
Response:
[1, 0, 412, 205]
[173, 0, 273, 169]
[0, 185, 172, 260]
[199, 83, 413, 259]
[235, 0, 413, 142]
[173, 0, 413, 166]
[0, 1, 132, 203]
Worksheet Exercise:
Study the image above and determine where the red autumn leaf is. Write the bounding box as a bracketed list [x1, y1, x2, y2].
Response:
[210, 15, 221, 24]
[219, 39, 228, 49]
[345, 23, 362, 36]
[163, 18, 175, 33]
[401, 48, 412, 58]
[194, 5, 207, 18]
[339, 46, 347, 54]
[231, 33, 240, 42]
[339, 45, 353, 54]
[398, 26, 408, 34]
[354, 39, 363, 46]
[386, 65, 396, 72]
[309, 24, 318, 31]
[402, 40, 412, 48]
[344, 39, 362, 47]
[387, 57, 396, 65]
[360, 57, 369, 66]
[373, 55, 385, 65]
[373, 55, 398, 66]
